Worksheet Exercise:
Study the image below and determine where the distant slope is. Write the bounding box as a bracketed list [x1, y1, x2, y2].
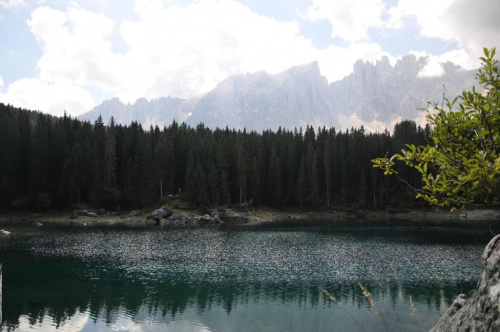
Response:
[79, 55, 476, 132]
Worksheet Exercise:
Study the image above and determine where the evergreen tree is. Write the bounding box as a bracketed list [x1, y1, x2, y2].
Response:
[208, 162, 220, 205]
[103, 130, 119, 208]
[184, 150, 197, 204]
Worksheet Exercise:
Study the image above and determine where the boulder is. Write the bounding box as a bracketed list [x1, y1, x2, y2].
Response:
[199, 214, 212, 223]
[78, 210, 98, 217]
[170, 213, 182, 221]
[0, 229, 11, 235]
[150, 207, 173, 222]
[430, 234, 500, 331]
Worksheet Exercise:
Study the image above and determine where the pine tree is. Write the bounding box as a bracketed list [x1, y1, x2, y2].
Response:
[248, 156, 260, 207]
[236, 144, 247, 204]
[196, 159, 208, 206]
[208, 162, 220, 205]
[184, 150, 197, 204]
[297, 155, 305, 210]
[103, 130, 118, 208]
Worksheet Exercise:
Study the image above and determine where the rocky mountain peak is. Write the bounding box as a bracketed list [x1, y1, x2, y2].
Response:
[79, 55, 476, 133]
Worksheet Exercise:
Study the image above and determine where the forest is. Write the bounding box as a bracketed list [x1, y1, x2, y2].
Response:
[0, 102, 430, 211]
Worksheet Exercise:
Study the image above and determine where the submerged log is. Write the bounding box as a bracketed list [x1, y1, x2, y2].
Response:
[430, 234, 500, 331]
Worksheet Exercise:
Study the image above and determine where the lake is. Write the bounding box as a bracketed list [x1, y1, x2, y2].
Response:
[0, 219, 498, 331]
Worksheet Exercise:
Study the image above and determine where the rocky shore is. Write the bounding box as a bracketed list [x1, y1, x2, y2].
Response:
[0, 207, 499, 230]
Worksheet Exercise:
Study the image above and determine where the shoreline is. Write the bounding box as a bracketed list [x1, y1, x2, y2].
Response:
[1, 207, 499, 229]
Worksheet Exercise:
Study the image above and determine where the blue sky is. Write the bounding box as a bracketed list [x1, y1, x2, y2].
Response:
[0, 0, 498, 116]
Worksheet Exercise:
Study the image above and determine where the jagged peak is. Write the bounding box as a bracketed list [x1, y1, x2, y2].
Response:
[285, 61, 320, 74]
[276, 61, 324, 83]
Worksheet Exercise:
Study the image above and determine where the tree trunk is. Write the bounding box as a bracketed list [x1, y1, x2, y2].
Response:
[160, 176, 163, 199]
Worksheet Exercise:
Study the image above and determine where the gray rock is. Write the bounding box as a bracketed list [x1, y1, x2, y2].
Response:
[170, 213, 182, 221]
[78, 210, 98, 217]
[32, 222, 43, 227]
[199, 214, 212, 223]
[430, 234, 500, 332]
[0, 229, 11, 235]
[150, 207, 173, 222]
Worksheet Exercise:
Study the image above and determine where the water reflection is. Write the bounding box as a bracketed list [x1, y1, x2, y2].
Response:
[0, 221, 497, 331]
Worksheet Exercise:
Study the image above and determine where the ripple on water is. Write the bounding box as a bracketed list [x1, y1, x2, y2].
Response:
[6, 226, 484, 286]
[0, 223, 492, 332]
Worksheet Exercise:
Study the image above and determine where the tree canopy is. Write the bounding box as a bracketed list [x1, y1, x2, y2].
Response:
[0, 102, 429, 211]
[373, 47, 500, 209]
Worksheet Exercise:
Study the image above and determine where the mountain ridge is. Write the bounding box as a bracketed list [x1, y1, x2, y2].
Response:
[79, 56, 476, 132]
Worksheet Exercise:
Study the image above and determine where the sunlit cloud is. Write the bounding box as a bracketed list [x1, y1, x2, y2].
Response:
[0, 0, 26, 9]
[0, 78, 94, 116]
[0, 0, 495, 118]
[306, 0, 386, 42]
[387, 0, 500, 69]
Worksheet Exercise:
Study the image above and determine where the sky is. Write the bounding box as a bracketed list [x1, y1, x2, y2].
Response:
[0, 0, 499, 117]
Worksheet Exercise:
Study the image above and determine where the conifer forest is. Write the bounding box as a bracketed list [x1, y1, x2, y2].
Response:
[0, 102, 430, 211]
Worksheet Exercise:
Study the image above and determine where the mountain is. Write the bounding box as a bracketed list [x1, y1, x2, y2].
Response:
[78, 96, 187, 128]
[79, 56, 476, 132]
[184, 61, 336, 131]
[331, 55, 476, 131]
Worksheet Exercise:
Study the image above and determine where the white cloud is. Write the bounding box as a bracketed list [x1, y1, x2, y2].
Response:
[408, 51, 445, 78]
[29, 6, 118, 89]
[317, 42, 394, 82]
[387, 0, 455, 39]
[0, 0, 401, 116]
[0, 76, 4, 88]
[417, 58, 444, 78]
[388, 0, 500, 70]
[437, 49, 477, 69]
[307, 0, 386, 42]
[0, 5, 115, 115]
[0, 78, 94, 116]
[14, 0, 328, 109]
[116, 0, 320, 102]
[0, 0, 26, 9]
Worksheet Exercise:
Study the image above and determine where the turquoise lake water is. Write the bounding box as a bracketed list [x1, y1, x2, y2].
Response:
[0, 220, 498, 331]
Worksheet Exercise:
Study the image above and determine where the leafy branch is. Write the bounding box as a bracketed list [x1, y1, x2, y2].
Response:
[373, 47, 500, 210]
